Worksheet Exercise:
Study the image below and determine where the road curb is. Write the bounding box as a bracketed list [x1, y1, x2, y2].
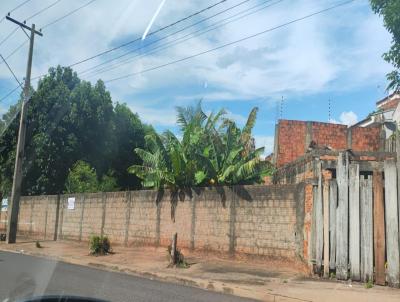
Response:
[0, 247, 260, 301]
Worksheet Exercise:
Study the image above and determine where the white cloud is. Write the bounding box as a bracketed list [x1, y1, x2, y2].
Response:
[330, 111, 358, 126]
[339, 111, 358, 126]
[0, 0, 392, 128]
[254, 135, 274, 158]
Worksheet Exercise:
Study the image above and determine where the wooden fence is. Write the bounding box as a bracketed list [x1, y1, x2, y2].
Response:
[311, 152, 400, 287]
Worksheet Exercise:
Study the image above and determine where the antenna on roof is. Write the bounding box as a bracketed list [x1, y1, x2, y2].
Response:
[328, 98, 331, 122]
[280, 96, 284, 120]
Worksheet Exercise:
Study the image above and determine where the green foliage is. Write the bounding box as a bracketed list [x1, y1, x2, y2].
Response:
[370, 0, 400, 91]
[129, 102, 273, 190]
[65, 161, 119, 193]
[89, 235, 111, 255]
[0, 66, 147, 195]
[365, 278, 373, 289]
[65, 161, 100, 193]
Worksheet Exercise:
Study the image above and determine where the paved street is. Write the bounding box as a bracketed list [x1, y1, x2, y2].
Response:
[0, 251, 255, 302]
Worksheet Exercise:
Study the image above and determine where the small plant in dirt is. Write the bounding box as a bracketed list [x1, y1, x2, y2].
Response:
[167, 245, 189, 268]
[89, 235, 112, 255]
[365, 279, 373, 289]
[35, 241, 42, 248]
[329, 272, 336, 279]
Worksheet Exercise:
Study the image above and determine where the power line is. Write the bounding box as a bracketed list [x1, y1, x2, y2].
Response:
[0, 0, 62, 48]
[76, 0, 252, 76]
[41, 0, 97, 30]
[84, 0, 282, 78]
[25, 0, 63, 22]
[105, 0, 355, 83]
[0, 85, 20, 103]
[0, 54, 23, 88]
[0, 0, 96, 71]
[67, 0, 230, 68]
[0, 0, 34, 24]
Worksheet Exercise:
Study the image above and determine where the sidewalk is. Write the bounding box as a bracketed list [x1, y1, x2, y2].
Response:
[1, 240, 400, 302]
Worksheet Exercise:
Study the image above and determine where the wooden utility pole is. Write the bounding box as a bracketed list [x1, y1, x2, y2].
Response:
[6, 16, 42, 244]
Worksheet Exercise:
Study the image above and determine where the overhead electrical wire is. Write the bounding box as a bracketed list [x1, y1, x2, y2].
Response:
[0, 54, 23, 88]
[83, 0, 283, 78]
[104, 0, 356, 83]
[0, 0, 96, 102]
[79, 0, 258, 77]
[41, 0, 97, 30]
[0, 0, 34, 24]
[0, 0, 63, 47]
[1, 0, 97, 65]
[66, 0, 230, 68]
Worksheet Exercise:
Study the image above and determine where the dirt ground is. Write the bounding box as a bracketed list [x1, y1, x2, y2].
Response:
[1, 239, 400, 302]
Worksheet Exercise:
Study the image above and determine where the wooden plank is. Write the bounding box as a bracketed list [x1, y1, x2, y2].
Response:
[329, 180, 337, 270]
[360, 176, 373, 282]
[384, 159, 400, 287]
[373, 171, 386, 286]
[349, 163, 360, 281]
[315, 161, 323, 274]
[310, 186, 317, 264]
[336, 152, 349, 280]
[323, 180, 330, 278]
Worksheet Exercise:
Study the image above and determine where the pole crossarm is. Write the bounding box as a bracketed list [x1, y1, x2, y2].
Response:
[6, 16, 43, 36]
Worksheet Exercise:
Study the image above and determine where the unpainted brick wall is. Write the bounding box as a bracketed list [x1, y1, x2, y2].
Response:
[276, 120, 382, 167]
[1, 185, 303, 259]
[277, 120, 307, 167]
[351, 126, 381, 152]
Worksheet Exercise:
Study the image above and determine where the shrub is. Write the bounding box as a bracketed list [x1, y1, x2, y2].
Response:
[89, 235, 111, 255]
[167, 245, 189, 268]
[365, 279, 373, 289]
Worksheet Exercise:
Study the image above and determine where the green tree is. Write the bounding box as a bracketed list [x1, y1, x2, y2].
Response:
[109, 103, 146, 189]
[129, 103, 272, 190]
[0, 66, 147, 195]
[370, 0, 400, 91]
[65, 161, 99, 193]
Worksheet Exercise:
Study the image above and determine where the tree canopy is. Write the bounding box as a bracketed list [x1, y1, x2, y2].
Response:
[370, 0, 400, 91]
[0, 66, 148, 196]
[129, 103, 272, 191]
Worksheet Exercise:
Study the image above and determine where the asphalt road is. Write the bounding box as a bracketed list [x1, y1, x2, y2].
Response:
[0, 251, 255, 302]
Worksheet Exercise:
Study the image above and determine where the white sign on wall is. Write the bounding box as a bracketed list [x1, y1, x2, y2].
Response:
[1, 198, 7, 212]
[67, 197, 75, 210]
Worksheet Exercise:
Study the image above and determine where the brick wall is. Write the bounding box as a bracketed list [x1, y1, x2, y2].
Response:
[276, 120, 307, 167]
[275, 120, 382, 167]
[0, 185, 304, 259]
[351, 126, 381, 152]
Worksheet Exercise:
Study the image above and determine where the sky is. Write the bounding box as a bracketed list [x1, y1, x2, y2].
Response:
[0, 0, 393, 156]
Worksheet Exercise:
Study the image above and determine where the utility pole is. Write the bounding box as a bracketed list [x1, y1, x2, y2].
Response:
[6, 16, 42, 244]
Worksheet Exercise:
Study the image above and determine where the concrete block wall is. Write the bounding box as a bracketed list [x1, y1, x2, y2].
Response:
[1, 184, 303, 259]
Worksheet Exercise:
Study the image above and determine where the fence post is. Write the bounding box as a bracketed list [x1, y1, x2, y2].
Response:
[329, 180, 337, 270]
[323, 179, 330, 278]
[384, 159, 400, 287]
[336, 152, 349, 280]
[373, 171, 386, 285]
[349, 163, 360, 281]
[54, 194, 60, 241]
[124, 191, 132, 247]
[315, 161, 323, 274]
[360, 176, 373, 282]
[78, 194, 85, 241]
[100, 192, 106, 237]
